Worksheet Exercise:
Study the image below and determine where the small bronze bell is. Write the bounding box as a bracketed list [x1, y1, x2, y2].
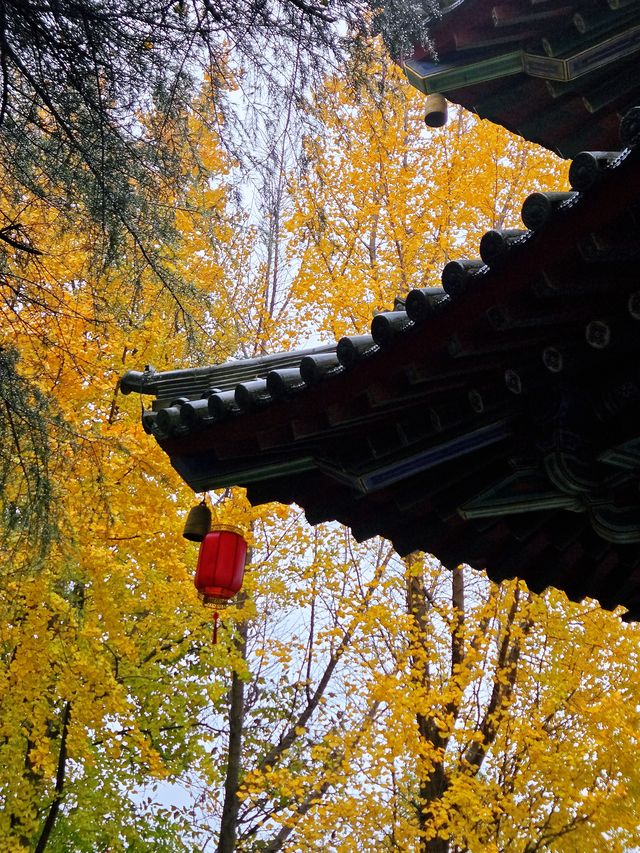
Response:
[183, 500, 212, 542]
[424, 93, 448, 128]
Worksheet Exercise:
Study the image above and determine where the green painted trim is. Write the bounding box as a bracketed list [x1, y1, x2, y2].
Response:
[173, 455, 317, 492]
[459, 471, 583, 519]
[599, 437, 640, 469]
[525, 23, 640, 81]
[403, 50, 523, 95]
[208, 457, 317, 488]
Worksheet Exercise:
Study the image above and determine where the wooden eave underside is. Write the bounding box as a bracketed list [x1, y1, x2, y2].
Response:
[123, 139, 640, 618]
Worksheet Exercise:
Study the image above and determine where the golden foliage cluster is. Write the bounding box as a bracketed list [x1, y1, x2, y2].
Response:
[0, 44, 639, 853]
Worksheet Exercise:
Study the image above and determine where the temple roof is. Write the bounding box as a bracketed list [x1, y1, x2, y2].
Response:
[402, 0, 640, 157]
[122, 110, 640, 618]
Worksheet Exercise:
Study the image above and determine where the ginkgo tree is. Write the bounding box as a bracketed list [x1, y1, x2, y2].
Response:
[190, 522, 640, 852]
[287, 53, 569, 339]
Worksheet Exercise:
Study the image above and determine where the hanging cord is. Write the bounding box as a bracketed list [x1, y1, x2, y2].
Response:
[212, 610, 219, 644]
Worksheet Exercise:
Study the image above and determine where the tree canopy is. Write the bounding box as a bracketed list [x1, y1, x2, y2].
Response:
[0, 9, 639, 853]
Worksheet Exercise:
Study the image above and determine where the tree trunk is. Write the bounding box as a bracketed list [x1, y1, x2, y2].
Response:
[216, 606, 249, 853]
[406, 556, 453, 853]
[425, 837, 449, 853]
[34, 701, 71, 853]
[418, 758, 450, 853]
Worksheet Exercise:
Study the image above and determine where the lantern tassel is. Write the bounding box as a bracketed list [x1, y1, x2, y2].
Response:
[212, 611, 219, 645]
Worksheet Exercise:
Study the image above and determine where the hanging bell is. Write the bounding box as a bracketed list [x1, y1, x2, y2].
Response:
[424, 93, 448, 128]
[182, 500, 212, 542]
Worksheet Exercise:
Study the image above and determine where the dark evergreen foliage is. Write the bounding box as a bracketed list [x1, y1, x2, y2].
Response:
[372, 0, 439, 58]
[0, 348, 57, 557]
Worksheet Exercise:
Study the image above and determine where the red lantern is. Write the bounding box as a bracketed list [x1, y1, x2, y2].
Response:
[194, 524, 247, 643]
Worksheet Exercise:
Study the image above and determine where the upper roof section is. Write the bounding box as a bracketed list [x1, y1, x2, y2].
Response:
[402, 0, 640, 157]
